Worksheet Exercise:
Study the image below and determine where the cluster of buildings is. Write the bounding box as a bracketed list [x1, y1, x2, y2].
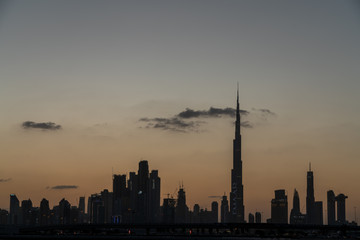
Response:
[0, 89, 353, 226]
[268, 165, 349, 225]
[1, 160, 222, 226]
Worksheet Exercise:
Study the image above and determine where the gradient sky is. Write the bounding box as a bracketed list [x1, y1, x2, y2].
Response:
[0, 0, 359, 222]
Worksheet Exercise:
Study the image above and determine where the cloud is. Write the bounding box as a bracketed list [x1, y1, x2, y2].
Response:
[139, 106, 258, 132]
[51, 185, 78, 190]
[139, 117, 201, 132]
[252, 108, 276, 120]
[0, 178, 11, 183]
[22, 121, 62, 130]
[177, 107, 249, 119]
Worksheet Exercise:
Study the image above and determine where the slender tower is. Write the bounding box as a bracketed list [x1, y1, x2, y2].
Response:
[230, 85, 245, 222]
[306, 163, 315, 224]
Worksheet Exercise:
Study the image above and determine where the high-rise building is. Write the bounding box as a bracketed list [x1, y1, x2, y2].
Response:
[137, 160, 149, 222]
[221, 195, 229, 223]
[290, 189, 306, 224]
[314, 201, 323, 225]
[336, 193, 348, 224]
[149, 170, 161, 222]
[78, 196, 86, 223]
[306, 164, 315, 224]
[163, 197, 176, 224]
[9, 194, 19, 225]
[230, 86, 245, 222]
[113, 174, 127, 218]
[59, 198, 71, 225]
[327, 190, 336, 225]
[175, 186, 188, 223]
[255, 212, 261, 223]
[271, 189, 288, 224]
[248, 213, 254, 223]
[21, 199, 33, 226]
[40, 198, 50, 225]
[211, 201, 218, 223]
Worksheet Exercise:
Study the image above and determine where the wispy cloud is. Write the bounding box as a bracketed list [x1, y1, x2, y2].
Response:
[139, 117, 201, 132]
[22, 121, 62, 130]
[139, 106, 259, 132]
[252, 108, 276, 119]
[50, 185, 78, 190]
[177, 107, 249, 119]
[0, 178, 11, 183]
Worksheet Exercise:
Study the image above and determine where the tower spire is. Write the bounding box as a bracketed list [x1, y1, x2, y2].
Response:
[235, 83, 240, 138]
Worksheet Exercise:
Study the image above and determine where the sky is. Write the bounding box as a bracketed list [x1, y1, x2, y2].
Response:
[0, 0, 359, 222]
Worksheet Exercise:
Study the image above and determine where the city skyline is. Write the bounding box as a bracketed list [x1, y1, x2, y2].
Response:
[0, 0, 359, 222]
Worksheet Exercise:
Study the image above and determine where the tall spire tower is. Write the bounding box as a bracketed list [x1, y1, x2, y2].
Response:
[230, 84, 245, 222]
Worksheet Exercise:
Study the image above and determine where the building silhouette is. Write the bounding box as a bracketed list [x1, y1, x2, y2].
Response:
[211, 201, 218, 223]
[230, 86, 245, 222]
[9, 194, 19, 225]
[306, 164, 315, 224]
[336, 193, 348, 224]
[221, 194, 229, 223]
[163, 197, 176, 224]
[271, 189, 288, 224]
[175, 186, 188, 223]
[40, 198, 50, 225]
[149, 170, 161, 222]
[327, 190, 336, 225]
[255, 212, 261, 223]
[305, 165, 323, 225]
[248, 213, 254, 223]
[290, 189, 306, 224]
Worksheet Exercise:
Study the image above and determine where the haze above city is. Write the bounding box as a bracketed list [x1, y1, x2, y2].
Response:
[0, 0, 359, 222]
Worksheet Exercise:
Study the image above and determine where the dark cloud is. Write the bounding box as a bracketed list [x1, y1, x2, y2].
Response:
[178, 107, 249, 119]
[0, 178, 11, 183]
[22, 121, 62, 130]
[139, 117, 200, 132]
[139, 106, 274, 132]
[51, 185, 78, 190]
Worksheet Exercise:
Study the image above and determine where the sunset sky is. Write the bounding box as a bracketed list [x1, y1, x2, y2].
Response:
[0, 0, 359, 222]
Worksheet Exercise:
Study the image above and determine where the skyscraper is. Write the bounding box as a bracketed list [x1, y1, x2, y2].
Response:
[149, 170, 161, 222]
[290, 189, 306, 224]
[336, 193, 348, 224]
[271, 189, 288, 224]
[230, 86, 245, 222]
[9, 194, 19, 225]
[175, 186, 187, 223]
[327, 190, 336, 225]
[306, 164, 315, 224]
[221, 195, 229, 223]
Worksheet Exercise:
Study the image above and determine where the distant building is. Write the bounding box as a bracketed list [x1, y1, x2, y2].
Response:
[290, 189, 306, 224]
[175, 186, 188, 223]
[149, 170, 161, 222]
[40, 198, 50, 225]
[58, 198, 71, 225]
[0, 209, 8, 225]
[271, 189, 288, 224]
[336, 194, 348, 224]
[255, 212, 261, 223]
[221, 195, 229, 223]
[9, 194, 20, 225]
[230, 87, 245, 222]
[314, 201, 323, 225]
[306, 164, 315, 224]
[211, 201, 218, 223]
[248, 213, 254, 223]
[78, 196, 86, 223]
[163, 197, 176, 224]
[327, 190, 336, 225]
[21, 199, 33, 226]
